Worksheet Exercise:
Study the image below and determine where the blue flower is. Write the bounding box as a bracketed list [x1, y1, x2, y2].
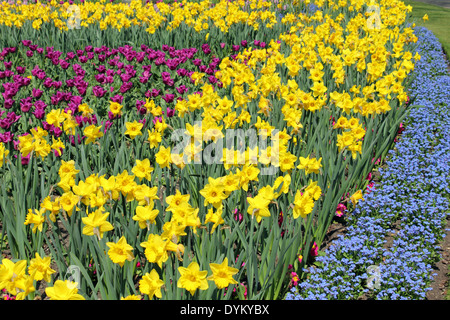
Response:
[286, 26, 450, 300]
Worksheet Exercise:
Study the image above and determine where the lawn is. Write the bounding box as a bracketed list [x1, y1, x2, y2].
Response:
[403, 0, 450, 58]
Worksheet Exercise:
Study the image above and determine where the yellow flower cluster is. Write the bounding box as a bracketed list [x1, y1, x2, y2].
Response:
[12, 0, 421, 300]
[17, 109, 80, 159]
[0, 254, 60, 300]
[0, 0, 287, 33]
[18, 126, 65, 159]
[135, 257, 239, 299]
[24, 156, 248, 298]
[333, 116, 365, 159]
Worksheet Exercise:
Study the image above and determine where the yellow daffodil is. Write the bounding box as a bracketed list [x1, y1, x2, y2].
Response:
[350, 190, 364, 205]
[177, 261, 209, 296]
[81, 208, 114, 240]
[139, 269, 164, 299]
[132, 204, 159, 230]
[293, 190, 315, 219]
[106, 236, 135, 267]
[28, 253, 56, 283]
[140, 234, 178, 268]
[132, 158, 154, 181]
[207, 257, 239, 289]
[83, 124, 103, 145]
[247, 194, 271, 223]
[24, 208, 45, 233]
[45, 280, 85, 300]
[125, 120, 144, 140]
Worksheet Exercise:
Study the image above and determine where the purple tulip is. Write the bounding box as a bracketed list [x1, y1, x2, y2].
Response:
[161, 71, 171, 79]
[34, 100, 47, 109]
[16, 66, 26, 74]
[102, 120, 113, 132]
[120, 73, 133, 82]
[93, 86, 107, 98]
[164, 78, 174, 86]
[155, 56, 165, 66]
[142, 70, 152, 78]
[33, 107, 45, 119]
[166, 107, 174, 117]
[96, 65, 106, 73]
[50, 125, 63, 138]
[22, 40, 32, 47]
[51, 95, 61, 106]
[4, 70, 14, 78]
[106, 76, 114, 84]
[36, 70, 46, 80]
[21, 154, 31, 165]
[95, 73, 106, 84]
[77, 86, 87, 96]
[4, 98, 14, 109]
[52, 81, 62, 89]
[0, 131, 14, 143]
[152, 116, 162, 125]
[20, 98, 33, 112]
[151, 89, 161, 97]
[60, 60, 70, 69]
[110, 94, 124, 103]
[42, 121, 52, 131]
[119, 82, 133, 93]
[176, 85, 188, 94]
[66, 79, 75, 87]
[0, 118, 10, 129]
[162, 93, 175, 104]
[201, 44, 211, 54]
[208, 76, 218, 84]
[43, 78, 53, 88]
[108, 111, 117, 120]
[177, 68, 188, 77]
[139, 76, 149, 84]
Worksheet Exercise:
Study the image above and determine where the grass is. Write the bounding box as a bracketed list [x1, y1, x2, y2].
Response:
[403, 0, 450, 59]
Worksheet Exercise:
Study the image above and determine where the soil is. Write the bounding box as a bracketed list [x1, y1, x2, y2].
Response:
[426, 217, 450, 300]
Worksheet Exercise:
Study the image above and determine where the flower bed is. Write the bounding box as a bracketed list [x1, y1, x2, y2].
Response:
[286, 26, 450, 300]
[0, 0, 429, 300]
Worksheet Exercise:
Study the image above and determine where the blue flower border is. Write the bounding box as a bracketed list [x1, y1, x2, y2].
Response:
[286, 26, 450, 300]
